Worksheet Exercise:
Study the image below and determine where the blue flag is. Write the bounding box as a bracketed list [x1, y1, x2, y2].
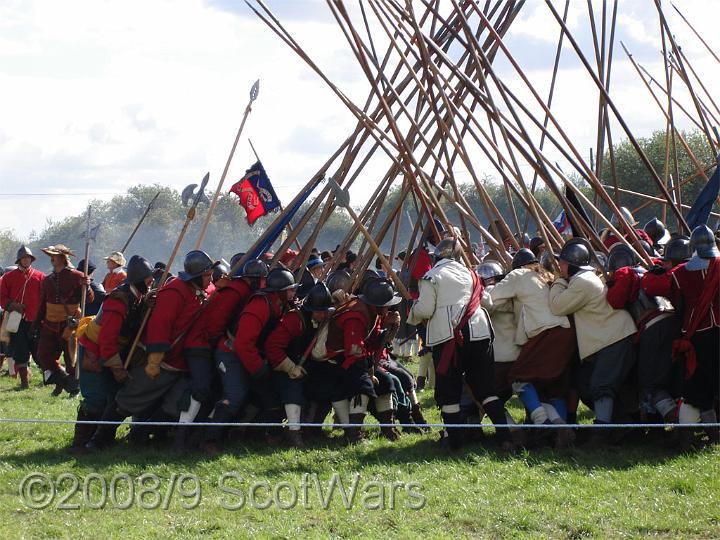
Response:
[685, 155, 719, 230]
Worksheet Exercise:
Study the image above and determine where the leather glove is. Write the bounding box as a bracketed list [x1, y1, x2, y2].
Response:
[649, 264, 667, 275]
[103, 353, 128, 383]
[145, 352, 164, 380]
[144, 290, 158, 309]
[274, 357, 307, 379]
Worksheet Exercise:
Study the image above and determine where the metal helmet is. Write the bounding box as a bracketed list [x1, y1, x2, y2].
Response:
[662, 235, 691, 263]
[262, 268, 298, 292]
[301, 283, 335, 313]
[689, 224, 720, 259]
[515, 232, 530, 248]
[126, 255, 154, 284]
[606, 244, 637, 273]
[610, 206, 637, 227]
[511, 248, 538, 270]
[434, 238, 462, 261]
[15, 245, 35, 265]
[228, 252, 245, 277]
[477, 260, 505, 281]
[327, 270, 352, 294]
[432, 218, 446, 237]
[529, 236, 545, 253]
[178, 250, 214, 281]
[212, 259, 230, 282]
[558, 240, 593, 270]
[593, 251, 608, 272]
[357, 269, 380, 295]
[643, 218, 666, 244]
[240, 258, 268, 280]
[358, 278, 401, 307]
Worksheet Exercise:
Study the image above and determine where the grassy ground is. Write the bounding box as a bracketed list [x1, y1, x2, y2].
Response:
[0, 365, 718, 539]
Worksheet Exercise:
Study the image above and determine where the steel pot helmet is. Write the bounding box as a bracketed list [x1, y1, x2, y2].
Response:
[357, 268, 380, 295]
[511, 248, 538, 270]
[179, 250, 215, 281]
[557, 239, 593, 270]
[662, 235, 691, 262]
[477, 260, 505, 281]
[593, 251, 608, 272]
[327, 270, 352, 294]
[515, 232, 530, 248]
[610, 206, 637, 227]
[606, 244, 637, 273]
[689, 224, 720, 259]
[240, 259, 269, 280]
[358, 278, 402, 307]
[126, 255, 154, 284]
[212, 259, 230, 282]
[15, 245, 35, 265]
[643, 218, 666, 244]
[302, 283, 336, 313]
[262, 268, 299, 292]
[434, 237, 462, 261]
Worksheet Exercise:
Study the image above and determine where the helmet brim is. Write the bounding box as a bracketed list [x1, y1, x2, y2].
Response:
[357, 293, 402, 307]
[261, 283, 300, 293]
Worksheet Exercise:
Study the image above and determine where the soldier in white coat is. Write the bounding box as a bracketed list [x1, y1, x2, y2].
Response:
[408, 238, 513, 451]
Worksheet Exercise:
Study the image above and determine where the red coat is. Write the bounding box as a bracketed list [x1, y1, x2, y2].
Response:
[234, 292, 285, 376]
[0, 267, 44, 322]
[327, 301, 382, 369]
[185, 279, 253, 352]
[37, 267, 92, 326]
[264, 310, 306, 368]
[79, 297, 128, 358]
[145, 278, 207, 371]
[603, 229, 653, 250]
[102, 269, 127, 292]
[643, 261, 719, 334]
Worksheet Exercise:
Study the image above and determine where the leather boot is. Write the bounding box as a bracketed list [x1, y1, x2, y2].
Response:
[440, 412, 464, 451]
[345, 413, 366, 444]
[18, 366, 30, 389]
[64, 375, 80, 397]
[70, 405, 100, 455]
[86, 404, 128, 450]
[285, 430, 305, 448]
[584, 421, 612, 449]
[396, 407, 421, 434]
[376, 410, 401, 441]
[410, 403, 430, 431]
[483, 399, 515, 451]
[416, 376, 426, 392]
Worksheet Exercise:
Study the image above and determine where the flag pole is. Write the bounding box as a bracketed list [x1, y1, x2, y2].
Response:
[77, 204, 92, 379]
[195, 80, 259, 250]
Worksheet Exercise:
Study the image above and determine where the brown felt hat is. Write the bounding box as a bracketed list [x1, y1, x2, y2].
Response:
[41, 244, 76, 258]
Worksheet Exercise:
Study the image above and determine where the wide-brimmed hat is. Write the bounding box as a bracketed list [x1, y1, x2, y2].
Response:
[104, 251, 127, 266]
[42, 244, 76, 258]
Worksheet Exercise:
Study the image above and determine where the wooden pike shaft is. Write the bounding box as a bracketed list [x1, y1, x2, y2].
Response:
[604, 184, 720, 219]
[671, 2, 720, 65]
[195, 89, 256, 250]
[122, 191, 160, 253]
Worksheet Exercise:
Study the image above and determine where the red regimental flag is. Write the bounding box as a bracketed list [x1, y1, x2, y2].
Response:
[230, 178, 265, 225]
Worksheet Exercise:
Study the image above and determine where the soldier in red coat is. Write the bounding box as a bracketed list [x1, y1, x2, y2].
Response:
[605, 244, 681, 424]
[304, 278, 401, 443]
[34, 244, 93, 396]
[197, 257, 268, 454]
[261, 282, 336, 448]
[601, 207, 654, 250]
[87, 250, 215, 450]
[642, 225, 720, 446]
[233, 267, 298, 442]
[72, 256, 154, 452]
[0, 245, 44, 389]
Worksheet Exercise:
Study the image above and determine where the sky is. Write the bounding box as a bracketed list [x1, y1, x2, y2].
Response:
[0, 0, 717, 239]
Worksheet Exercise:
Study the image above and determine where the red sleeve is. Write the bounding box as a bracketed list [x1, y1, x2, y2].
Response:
[264, 311, 304, 367]
[339, 315, 369, 369]
[97, 297, 127, 359]
[410, 248, 432, 282]
[606, 267, 637, 309]
[204, 285, 249, 342]
[146, 287, 185, 353]
[234, 296, 270, 375]
[0, 274, 9, 309]
[36, 278, 48, 324]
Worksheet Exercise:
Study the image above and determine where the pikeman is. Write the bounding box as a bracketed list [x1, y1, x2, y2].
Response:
[643, 225, 719, 447]
[605, 244, 681, 425]
[408, 238, 513, 451]
[35, 244, 93, 397]
[0, 246, 44, 389]
[72, 256, 154, 452]
[86, 250, 215, 450]
[102, 251, 127, 292]
[549, 240, 637, 446]
[233, 267, 299, 443]
[197, 256, 269, 454]
[262, 282, 336, 447]
[644, 218, 667, 253]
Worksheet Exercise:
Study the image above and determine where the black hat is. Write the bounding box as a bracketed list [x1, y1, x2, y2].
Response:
[262, 268, 299, 292]
[606, 244, 637, 273]
[77, 259, 96, 275]
[126, 255, 154, 284]
[302, 283, 335, 313]
[511, 248, 537, 270]
[662, 235, 691, 263]
[358, 278, 401, 307]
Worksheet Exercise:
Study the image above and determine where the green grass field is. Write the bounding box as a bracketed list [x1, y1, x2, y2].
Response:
[0, 366, 718, 539]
